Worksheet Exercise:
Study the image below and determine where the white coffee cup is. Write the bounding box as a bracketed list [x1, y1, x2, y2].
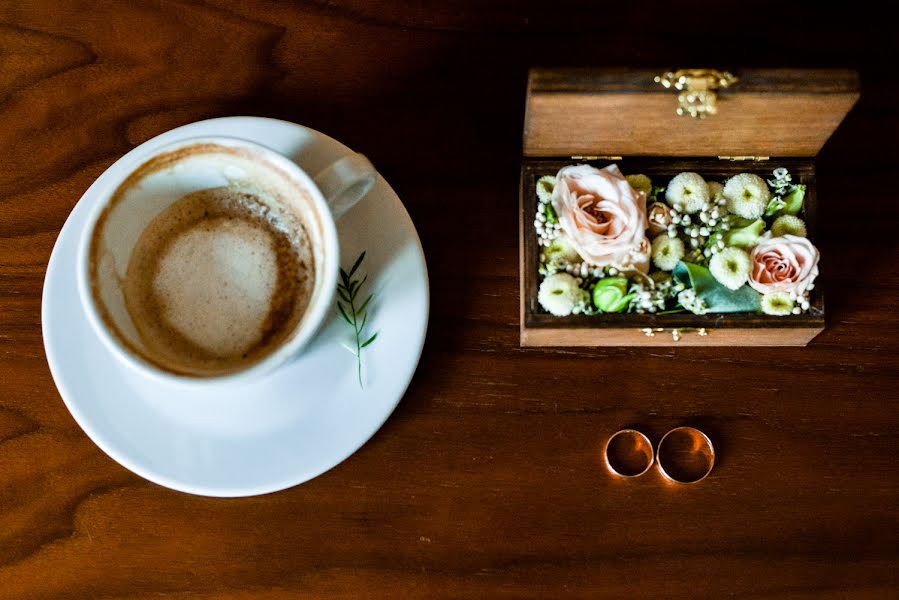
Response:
[77, 136, 375, 385]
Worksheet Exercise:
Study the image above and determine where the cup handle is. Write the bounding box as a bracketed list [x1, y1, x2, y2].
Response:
[313, 153, 376, 220]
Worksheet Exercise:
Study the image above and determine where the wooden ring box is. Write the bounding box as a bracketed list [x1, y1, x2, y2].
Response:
[519, 68, 859, 347]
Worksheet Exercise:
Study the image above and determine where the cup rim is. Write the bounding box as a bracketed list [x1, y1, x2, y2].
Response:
[76, 135, 341, 387]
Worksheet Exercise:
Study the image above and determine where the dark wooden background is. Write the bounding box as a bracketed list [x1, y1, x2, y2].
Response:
[1, 1, 897, 597]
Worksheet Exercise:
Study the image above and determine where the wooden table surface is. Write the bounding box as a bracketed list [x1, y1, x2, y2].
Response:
[2, 2, 897, 597]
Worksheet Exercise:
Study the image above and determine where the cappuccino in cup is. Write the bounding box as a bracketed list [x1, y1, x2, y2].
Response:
[79, 137, 374, 382]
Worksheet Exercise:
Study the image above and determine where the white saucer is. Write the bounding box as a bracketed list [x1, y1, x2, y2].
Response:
[41, 117, 429, 497]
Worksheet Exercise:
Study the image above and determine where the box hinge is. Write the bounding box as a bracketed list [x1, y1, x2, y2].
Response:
[642, 327, 710, 342]
[718, 155, 770, 161]
[571, 155, 623, 161]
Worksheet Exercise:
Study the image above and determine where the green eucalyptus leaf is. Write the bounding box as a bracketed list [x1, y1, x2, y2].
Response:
[672, 261, 760, 313]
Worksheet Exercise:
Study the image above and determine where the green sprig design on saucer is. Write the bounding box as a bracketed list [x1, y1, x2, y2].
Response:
[337, 251, 378, 388]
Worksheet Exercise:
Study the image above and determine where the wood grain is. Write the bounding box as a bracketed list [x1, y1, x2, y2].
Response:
[1, 1, 898, 598]
[520, 326, 825, 347]
[523, 69, 860, 157]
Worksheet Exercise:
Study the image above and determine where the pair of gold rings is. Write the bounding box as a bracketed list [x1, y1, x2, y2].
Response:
[603, 426, 714, 484]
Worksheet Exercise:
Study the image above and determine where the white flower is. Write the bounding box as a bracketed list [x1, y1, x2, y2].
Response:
[771, 215, 807, 237]
[626, 174, 652, 196]
[708, 181, 724, 204]
[651, 233, 685, 271]
[536, 175, 556, 203]
[677, 289, 708, 315]
[543, 233, 581, 266]
[768, 168, 792, 195]
[665, 172, 709, 214]
[538, 273, 585, 316]
[723, 173, 771, 220]
[761, 291, 795, 316]
[709, 247, 751, 290]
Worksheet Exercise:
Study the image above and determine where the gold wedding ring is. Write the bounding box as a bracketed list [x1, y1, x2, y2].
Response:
[604, 429, 654, 478]
[656, 426, 715, 484]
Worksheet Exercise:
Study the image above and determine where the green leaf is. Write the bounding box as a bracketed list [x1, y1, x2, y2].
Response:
[337, 288, 350, 303]
[357, 293, 373, 315]
[723, 218, 766, 248]
[781, 185, 805, 216]
[339, 268, 350, 288]
[348, 251, 366, 278]
[361, 332, 378, 348]
[351, 274, 368, 300]
[336, 302, 352, 325]
[359, 311, 368, 332]
[764, 198, 786, 217]
[543, 202, 558, 225]
[673, 261, 760, 313]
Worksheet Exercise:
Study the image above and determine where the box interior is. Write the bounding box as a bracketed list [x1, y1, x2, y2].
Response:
[520, 157, 824, 333]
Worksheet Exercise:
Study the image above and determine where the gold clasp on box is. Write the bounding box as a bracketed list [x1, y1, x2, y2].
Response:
[654, 69, 738, 118]
[641, 327, 709, 342]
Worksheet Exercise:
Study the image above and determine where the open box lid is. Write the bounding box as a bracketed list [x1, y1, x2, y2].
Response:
[523, 68, 859, 158]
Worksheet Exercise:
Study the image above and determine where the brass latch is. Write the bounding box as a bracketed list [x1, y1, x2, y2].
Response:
[654, 69, 738, 118]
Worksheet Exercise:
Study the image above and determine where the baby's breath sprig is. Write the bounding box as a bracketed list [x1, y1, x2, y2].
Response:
[666, 199, 731, 265]
[337, 251, 378, 388]
[534, 175, 562, 246]
[767, 167, 793, 196]
[765, 167, 793, 216]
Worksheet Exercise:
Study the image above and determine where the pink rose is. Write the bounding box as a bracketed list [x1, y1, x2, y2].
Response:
[647, 202, 672, 236]
[748, 234, 820, 295]
[552, 164, 650, 272]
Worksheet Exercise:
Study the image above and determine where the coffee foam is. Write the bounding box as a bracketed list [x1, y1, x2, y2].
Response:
[89, 143, 323, 378]
[152, 210, 279, 356]
[123, 186, 314, 376]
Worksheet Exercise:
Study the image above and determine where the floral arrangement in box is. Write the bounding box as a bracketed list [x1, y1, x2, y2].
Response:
[534, 164, 819, 317]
